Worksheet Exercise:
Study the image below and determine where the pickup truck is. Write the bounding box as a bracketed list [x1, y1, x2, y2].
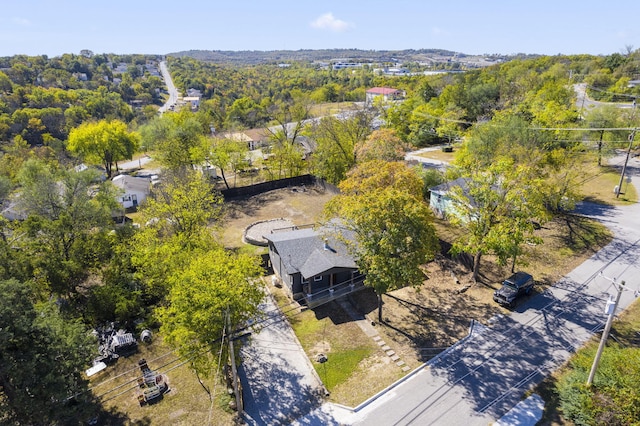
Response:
[493, 272, 534, 308]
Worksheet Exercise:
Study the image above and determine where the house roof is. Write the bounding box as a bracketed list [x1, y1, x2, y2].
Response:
[429, 177, 470, 196]
[220, 128, 270, 143]
[366, 87, 401, 95]
[112, 175, 151, 193]
[265, 226, 357, 279]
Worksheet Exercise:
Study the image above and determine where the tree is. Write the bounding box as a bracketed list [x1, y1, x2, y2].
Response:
[309, 109, 374, 184]
[131, 170, 224, 299]
[265, 95, 313, 146]
[0, 279, 96, 424]
[447, 159, 548, 281]
[324, 161, 438, 321]
[208, 137, 250, 189]
[15, 160, 119, 296]
[158, 247, 264, 376]
[337, 160, 424, 199]
[67, 119, 140, 178]
[583, 106, 626, 166]
[354, 128, 409, 163]
[140, 109, 209, 171]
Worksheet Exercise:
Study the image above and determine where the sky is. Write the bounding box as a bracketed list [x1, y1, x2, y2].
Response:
[1, 0, 638, 58]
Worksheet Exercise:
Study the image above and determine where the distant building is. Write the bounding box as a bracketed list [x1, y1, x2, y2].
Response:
[365, 87, 405, 104]
[333, 62, 361, 70]
[220, 128, 271, 151]
[112, 175, 151, 210]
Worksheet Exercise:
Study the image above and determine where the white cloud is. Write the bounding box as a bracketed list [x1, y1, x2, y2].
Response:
[310, 13, 352, 32]
[12, 17, 31, 26]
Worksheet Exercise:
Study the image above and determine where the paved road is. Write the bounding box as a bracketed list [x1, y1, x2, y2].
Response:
[158, 61, 179, 113]
[574, 83, 637, 113]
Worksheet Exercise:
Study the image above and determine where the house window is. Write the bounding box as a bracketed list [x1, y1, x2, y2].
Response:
[302, 277, 309, 284]
[314, 275, 323, 282]
[123, 195, 131, 202]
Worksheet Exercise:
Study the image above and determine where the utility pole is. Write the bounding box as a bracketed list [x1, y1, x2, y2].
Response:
[587, 278, 625, 386]
[617, 99, 638, 198]
[616, 129, 636, 198]
[226, 310, 243, 421]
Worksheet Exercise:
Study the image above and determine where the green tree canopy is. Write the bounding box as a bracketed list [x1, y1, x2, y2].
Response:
[0, 278, 96, 424]
[140, 109, 209, 171]
[325, 188, 438, 321]
[158, 247, 264, 376]
[67, 119, 140, 178]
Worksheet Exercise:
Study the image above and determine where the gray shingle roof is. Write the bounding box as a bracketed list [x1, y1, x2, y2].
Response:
[265, 227, 357, 279]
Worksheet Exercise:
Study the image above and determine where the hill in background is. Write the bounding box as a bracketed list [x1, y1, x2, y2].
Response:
[166, 48, 533, 66]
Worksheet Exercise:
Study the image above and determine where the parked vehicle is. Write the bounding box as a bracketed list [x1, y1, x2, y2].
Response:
[493, 272, 534, 308]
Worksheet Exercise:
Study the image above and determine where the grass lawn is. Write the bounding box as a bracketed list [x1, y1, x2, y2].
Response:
[414, 146, 460, 164]
[269, 284, 406, 407]
[579, 162, 638, 205]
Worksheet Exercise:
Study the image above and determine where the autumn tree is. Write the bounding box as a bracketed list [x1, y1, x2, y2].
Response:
[447, 158, 548, 280]
[354, 128, 409, 163]
[324, 161, 438, 321]
[67, 119, 140, 178]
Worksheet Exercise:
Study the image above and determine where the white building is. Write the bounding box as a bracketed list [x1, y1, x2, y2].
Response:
[112, 175, 151, 209]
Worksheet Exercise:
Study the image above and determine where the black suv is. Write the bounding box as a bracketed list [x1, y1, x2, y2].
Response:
[493, 272, 534, 308]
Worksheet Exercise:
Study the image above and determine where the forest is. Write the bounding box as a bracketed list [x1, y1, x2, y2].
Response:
[0, 47, 639, 424]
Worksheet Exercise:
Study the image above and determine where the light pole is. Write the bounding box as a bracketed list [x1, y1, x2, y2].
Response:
[586, 274, 625, 386]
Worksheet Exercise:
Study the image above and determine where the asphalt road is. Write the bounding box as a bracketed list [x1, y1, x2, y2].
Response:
[158, 60, 179, 113]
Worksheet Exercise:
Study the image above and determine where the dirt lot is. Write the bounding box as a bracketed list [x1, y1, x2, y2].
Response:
[222, 185, 612, 405]
[221, 186, 334, 249]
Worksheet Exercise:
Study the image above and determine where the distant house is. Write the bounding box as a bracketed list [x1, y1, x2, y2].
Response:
[220, 128, 270, 151]
[112, 175, 151, 210]
[429, 177, 472, 219]
[365, 87, 405, 104]
[265, 226, 363, 302]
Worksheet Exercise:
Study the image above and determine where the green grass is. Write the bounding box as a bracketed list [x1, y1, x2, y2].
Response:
[271, 288, 376, 393]
[316, 347, 374, 390]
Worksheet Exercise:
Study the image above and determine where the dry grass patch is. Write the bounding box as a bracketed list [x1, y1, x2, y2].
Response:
[415, 147, 459, 163]
[577, 161, 637, 205]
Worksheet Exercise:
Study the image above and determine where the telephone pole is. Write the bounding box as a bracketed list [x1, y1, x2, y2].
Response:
[616, 129, 636, 198]
[587, 278, 625, 386]
[616, 99, 638, 198]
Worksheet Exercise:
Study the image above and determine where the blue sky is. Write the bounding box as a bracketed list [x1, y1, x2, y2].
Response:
[1, 0, 638, 57]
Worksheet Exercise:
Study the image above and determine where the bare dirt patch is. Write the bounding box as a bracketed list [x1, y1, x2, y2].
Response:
[222, 186, 335, 249]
